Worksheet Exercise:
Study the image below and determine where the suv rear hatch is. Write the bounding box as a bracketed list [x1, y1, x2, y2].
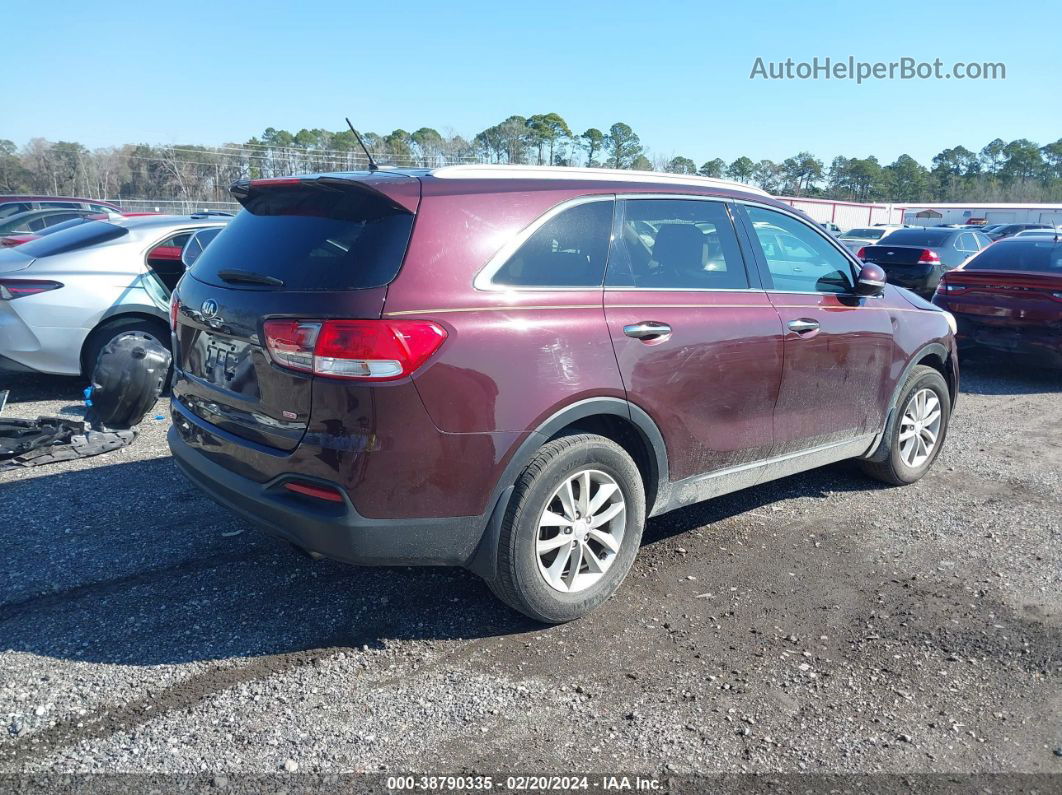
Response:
[172, 174, 421, 452]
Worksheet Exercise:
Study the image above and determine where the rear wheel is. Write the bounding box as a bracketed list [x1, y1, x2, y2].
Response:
[82, 317, 170, 377]
[860, 365, 950, 485]
[489, 434, 645, 623]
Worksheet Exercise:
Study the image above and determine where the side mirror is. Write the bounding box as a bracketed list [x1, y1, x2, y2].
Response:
[854, 263, 886, 297]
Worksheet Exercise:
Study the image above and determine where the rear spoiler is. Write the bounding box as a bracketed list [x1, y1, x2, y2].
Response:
[229, 174, 421, 214]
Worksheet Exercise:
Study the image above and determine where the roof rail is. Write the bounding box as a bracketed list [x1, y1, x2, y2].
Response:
[430, 164, 769, 196]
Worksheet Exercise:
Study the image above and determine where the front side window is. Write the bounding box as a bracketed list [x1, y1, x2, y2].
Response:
[609, 198, 748, 290]
[746, 206, 855, 294]
[491, 199, 614, 288]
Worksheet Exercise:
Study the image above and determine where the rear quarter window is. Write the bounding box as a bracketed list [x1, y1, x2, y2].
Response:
[489, 199, 614, 288]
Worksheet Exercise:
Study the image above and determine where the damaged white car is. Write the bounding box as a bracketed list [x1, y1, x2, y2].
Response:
[0, 214, 228, 376]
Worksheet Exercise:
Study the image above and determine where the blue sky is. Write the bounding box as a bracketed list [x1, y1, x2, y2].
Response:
[11, 0, 1060, 166]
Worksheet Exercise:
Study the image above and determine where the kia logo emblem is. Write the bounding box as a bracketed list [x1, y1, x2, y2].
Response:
[201, 299, 219, 318]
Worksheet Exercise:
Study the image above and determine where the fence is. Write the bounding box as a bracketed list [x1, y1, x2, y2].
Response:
[107, 198, 242, 215]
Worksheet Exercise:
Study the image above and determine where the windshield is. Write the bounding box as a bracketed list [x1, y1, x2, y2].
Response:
[877, 228, 952, 246]
[16, 220, 128, 257]
[842, 228, 883, 239]
[965, 240, 1062, 272]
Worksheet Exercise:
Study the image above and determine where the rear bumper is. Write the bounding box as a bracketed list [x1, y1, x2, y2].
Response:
[168, 423, 488, 567]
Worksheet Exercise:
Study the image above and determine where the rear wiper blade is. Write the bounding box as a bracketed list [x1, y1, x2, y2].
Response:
[215, 269, 284, 287]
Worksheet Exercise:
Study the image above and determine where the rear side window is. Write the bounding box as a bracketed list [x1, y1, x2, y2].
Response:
[965, 241, 1062, 272]
[491, 200, 614, 288]
[609, 198, 748, 290]
[17, 220, 128, 257]
[191, 185, 415, 290]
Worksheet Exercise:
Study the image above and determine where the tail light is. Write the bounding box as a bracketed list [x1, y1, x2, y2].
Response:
[170, 292, 181, 330]
[917, 249, 941, 265]
[263, 318, 447, 381]
[936, 282, 968, 294]
[855, 247, 866, 259]
[0, 279, 63, 300]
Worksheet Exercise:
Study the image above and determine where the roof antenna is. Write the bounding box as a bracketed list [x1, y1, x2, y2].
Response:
[346, 118, 379, 172]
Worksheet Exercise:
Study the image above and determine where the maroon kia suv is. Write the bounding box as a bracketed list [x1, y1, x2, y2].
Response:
[168, 166, 959, 622]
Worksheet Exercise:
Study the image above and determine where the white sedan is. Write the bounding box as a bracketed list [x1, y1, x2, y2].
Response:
[0, 215, 228, 376]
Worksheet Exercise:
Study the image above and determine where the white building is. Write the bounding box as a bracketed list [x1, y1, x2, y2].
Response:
[777, 197, 907, 228]
[898, 203, 1062, 227]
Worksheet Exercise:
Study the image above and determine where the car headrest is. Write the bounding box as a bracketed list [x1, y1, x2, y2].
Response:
[653, 224, 704, 270]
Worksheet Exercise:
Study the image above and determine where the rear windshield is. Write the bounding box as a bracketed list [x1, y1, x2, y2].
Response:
[843, 228, 883, 239]
[190, 185, 414, 290]
[878, 228, 952, 246]
[965, 240, 1062, 272]
[17, 220, 128, 257]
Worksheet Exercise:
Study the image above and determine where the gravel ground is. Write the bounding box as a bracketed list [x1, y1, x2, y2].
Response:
[0, 353, 1059, 777]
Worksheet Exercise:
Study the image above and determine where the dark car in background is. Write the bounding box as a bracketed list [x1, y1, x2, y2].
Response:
[933, 236, 1062, 365]
[168, 165, 958, 623]
[858, 226, 993, 296]
[986, 223, 1053, 241]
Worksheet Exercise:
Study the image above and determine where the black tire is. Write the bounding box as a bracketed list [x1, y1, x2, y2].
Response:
[860, 364, 950, 486]
[82, 317, 170, 377]
[489, 434, 646, 623]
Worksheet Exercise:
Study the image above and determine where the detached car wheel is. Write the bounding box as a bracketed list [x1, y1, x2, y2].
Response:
[83, 317, 170, 377]
[861, 364, 950, 486]
[490, 433, 646, 623]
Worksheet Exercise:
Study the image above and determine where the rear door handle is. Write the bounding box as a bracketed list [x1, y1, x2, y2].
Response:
[787, 319, 820, 333]
[623, 321, 672, 340]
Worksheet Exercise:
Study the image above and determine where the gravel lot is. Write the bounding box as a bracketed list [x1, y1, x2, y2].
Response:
[1, 353, 1059, 777]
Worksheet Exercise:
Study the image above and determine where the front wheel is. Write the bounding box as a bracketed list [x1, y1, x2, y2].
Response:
[489, 434, 646, 623]
[860, 364, 951, 485]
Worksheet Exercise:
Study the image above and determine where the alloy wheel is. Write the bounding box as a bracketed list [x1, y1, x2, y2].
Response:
[535, 469, 626, 593]
[899, 388, 942, 468]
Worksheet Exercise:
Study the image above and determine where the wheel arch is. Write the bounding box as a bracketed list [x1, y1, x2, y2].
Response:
[863, 341, 955, 463]
[80, 310, 170, 375]
[466, 397, 670, 578]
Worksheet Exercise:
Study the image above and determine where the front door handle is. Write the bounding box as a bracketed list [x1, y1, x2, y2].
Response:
[787, 318, 820, 333]
[623, 321, 672, 340]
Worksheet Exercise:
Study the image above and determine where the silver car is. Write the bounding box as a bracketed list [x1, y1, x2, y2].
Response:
[0, 215, 228, 376]
[837, 225, 903, 255]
